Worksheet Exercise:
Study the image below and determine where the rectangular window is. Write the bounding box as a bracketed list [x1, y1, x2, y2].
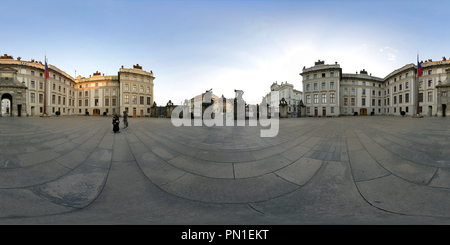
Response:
[405, 93, 409, 103]
[321, 94, 326, 103]
[105, 98, 109, 106]
[314, 94, 318, 104]
[85, 99, 88, 106]
[79, 100, 82, 106]
[132, 95, 137, 104]
[147, 97, 151, 105]
[330, 93, 335, 103]
[419, 93, 423, 102]
[330, 82, 334, 89]
[351, 88, 355, 95]
[344, 98, 348, 106]
[125, 84, 129, 91]
[399, 95, 402, 104]
[306, 84, 310, 91]
[330, 72, 334, 77]
[52, 95, 55, 104]
[344, 88, 348, 94]
[124, 94, 129, 104]
[306, 95, 311, 104]
[428, 92, 433, 102]
[351, 98, 355, 106]
[39, 94, 43, 104]
[30, 93, 35, 103]
[314, 83, 318, 90]
[112, 98, 117, 106]
[322, 82, 326, 90]
[362, 98, 366, 106]
[140, 96, 144, 105]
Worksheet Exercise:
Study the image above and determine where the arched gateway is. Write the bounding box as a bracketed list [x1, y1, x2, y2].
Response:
[0, 67, 27, 117]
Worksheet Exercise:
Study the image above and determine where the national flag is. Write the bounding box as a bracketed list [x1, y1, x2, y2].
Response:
[45, 57, 49, 79]
[417, 54, 423, 77]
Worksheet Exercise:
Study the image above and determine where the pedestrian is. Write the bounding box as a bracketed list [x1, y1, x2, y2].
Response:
[112, 113, 120, 133]
[123, 111, 128, 129]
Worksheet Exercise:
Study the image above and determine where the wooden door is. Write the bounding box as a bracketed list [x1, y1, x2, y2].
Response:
[360, 108, 367, 116]
[314, 109, 318, 116]
[322, 108, 326, 117]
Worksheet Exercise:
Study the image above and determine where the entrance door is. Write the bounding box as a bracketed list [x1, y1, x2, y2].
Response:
[428, 106, 432, 117]
[360, 108, 367, 116]
[93, 109, 100, 116]
[140, 110, 143, 117]
[443, 104, 447, 117]
[314, 108, 318, 117]
[1, 93, 13, 116]
[31, 106, 35, 116]
[133, 109, 136, 117]
[322, 107, 326, 117]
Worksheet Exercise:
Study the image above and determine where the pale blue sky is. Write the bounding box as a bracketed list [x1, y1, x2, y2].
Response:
[2, 0, 449, 105]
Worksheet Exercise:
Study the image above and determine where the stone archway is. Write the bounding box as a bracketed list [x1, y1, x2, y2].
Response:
[1, 93, 13, 117]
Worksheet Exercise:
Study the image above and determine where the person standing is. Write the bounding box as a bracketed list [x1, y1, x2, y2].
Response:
[123, 111, 128, 129]
[112, 113, 120, 133]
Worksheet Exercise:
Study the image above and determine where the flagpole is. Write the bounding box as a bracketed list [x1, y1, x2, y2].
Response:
[43, 53, 48, 116]
[416, 51, 419, 116]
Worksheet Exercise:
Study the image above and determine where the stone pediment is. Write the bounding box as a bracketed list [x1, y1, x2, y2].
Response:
[0, 67, 26, 87]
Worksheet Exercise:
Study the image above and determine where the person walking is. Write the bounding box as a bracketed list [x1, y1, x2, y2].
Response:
[123, 111, 128, 129]
[112, 113, 120, 133]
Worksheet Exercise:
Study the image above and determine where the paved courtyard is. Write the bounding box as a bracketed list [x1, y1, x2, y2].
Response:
[1, 115, 450, 224]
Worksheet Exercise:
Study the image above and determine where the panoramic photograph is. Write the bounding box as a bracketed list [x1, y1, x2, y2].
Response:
[1, 0, 450, 233]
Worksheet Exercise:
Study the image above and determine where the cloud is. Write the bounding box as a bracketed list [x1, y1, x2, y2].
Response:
[380, 46, 398, 61]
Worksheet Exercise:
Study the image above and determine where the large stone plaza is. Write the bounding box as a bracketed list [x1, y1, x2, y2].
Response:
[1, 115, 450, 224]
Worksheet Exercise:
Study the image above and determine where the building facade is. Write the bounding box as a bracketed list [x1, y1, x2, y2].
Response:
[0, 54, 155, 117]
[301, 58, 450, 117]
[265, 81, 303, 117]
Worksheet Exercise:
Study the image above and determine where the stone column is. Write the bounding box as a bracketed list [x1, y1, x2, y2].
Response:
[279, 98, 288, 118]
[166, 100, 174, 118]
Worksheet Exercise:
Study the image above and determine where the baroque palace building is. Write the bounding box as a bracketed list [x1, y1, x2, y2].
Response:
[0, 54, 154, 117]
[301, 58, 450, 117]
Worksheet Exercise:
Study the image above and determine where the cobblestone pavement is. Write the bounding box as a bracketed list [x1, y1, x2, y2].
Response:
[1, 115, 450, 224]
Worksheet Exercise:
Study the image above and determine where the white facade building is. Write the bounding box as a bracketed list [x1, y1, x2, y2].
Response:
[301, 58, 450, 117]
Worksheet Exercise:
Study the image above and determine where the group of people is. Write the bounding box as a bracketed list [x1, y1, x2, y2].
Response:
[112, 111, 128, 133]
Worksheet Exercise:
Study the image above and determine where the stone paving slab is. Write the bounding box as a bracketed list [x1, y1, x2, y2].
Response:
[1, 116, 450, 224]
